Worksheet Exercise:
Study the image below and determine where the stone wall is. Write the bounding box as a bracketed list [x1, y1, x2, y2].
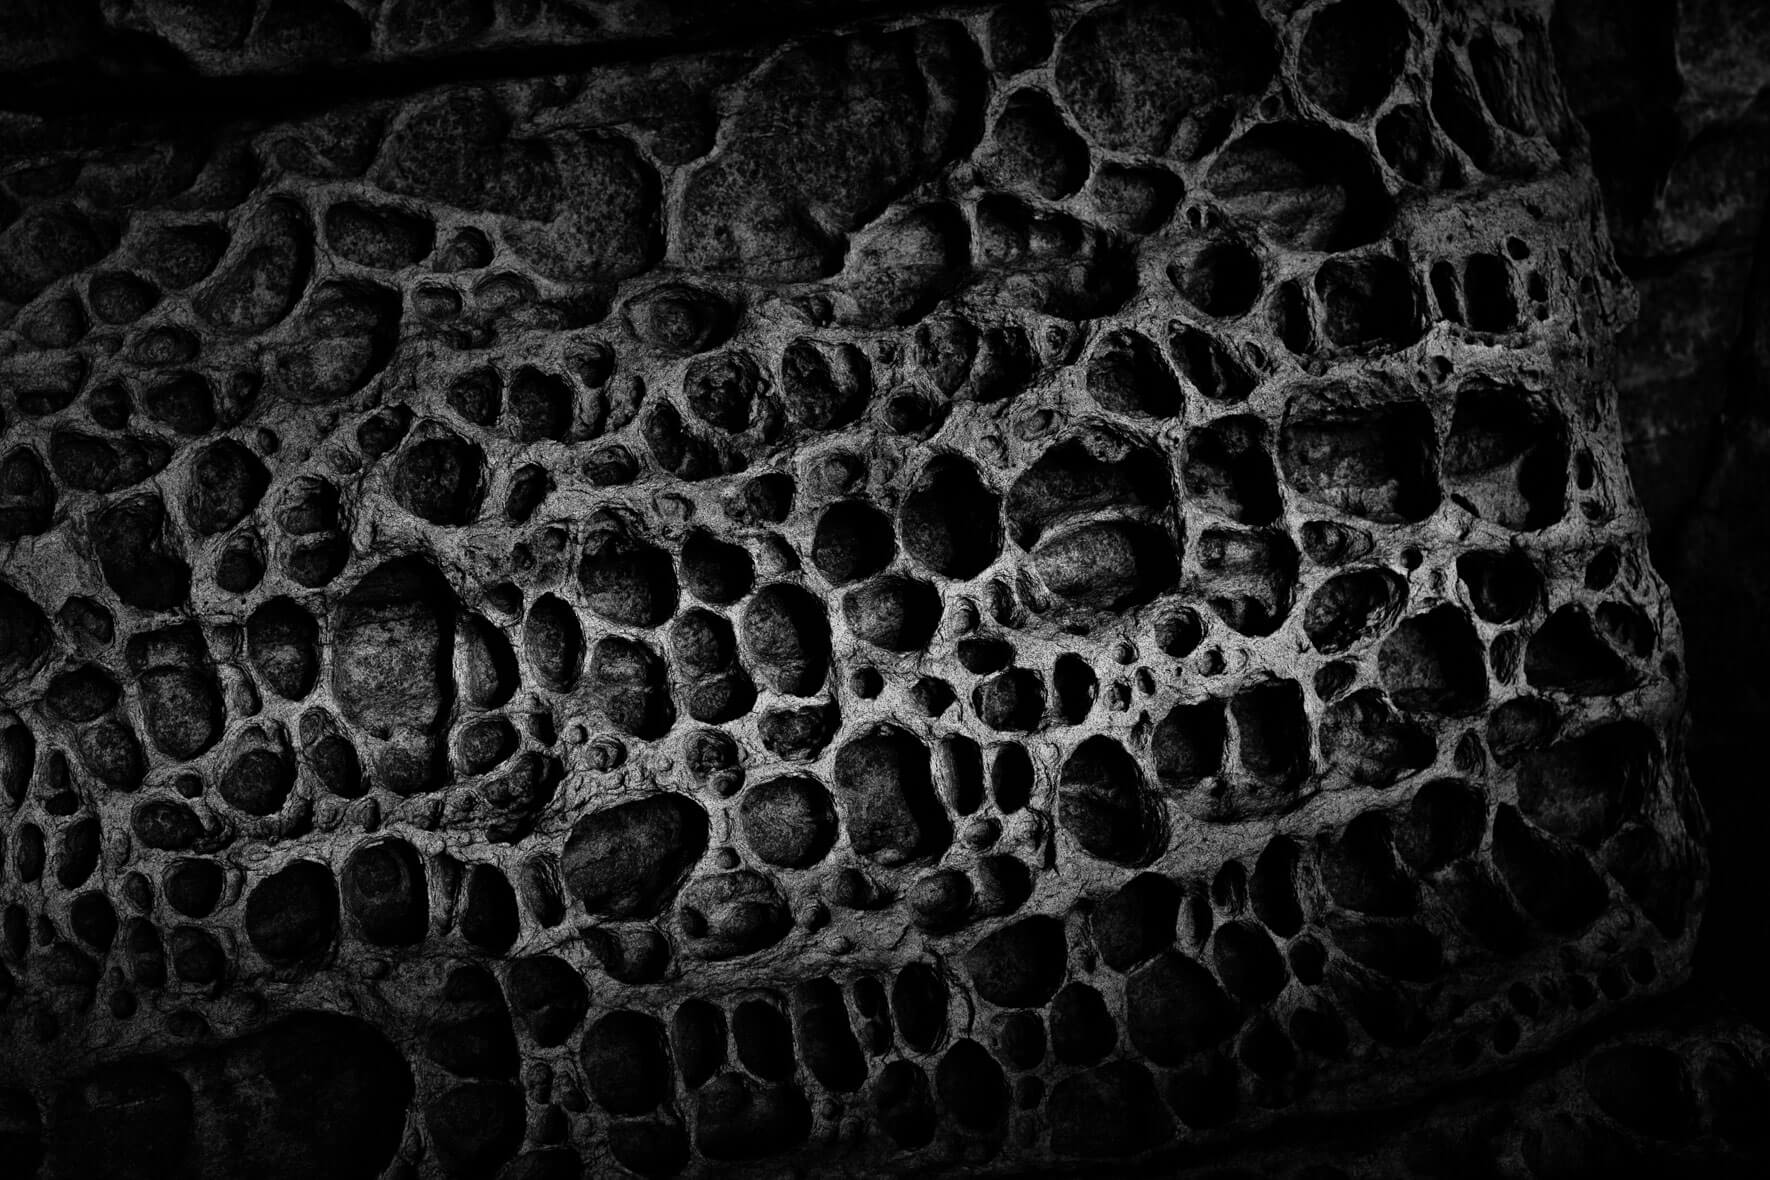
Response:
[0, 2, 1765, 1177]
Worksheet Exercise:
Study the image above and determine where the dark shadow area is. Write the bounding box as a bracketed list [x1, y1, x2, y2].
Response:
[1555, 0, 1770, 1030]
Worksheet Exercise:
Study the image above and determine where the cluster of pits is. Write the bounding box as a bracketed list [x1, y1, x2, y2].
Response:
[0, 0, 1700, 1176]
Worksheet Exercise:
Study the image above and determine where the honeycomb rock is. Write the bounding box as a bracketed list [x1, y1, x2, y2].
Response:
[0, 1, 1723, 1176]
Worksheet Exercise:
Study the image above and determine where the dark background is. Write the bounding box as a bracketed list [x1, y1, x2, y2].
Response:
[1554, 0, 1770, 1028]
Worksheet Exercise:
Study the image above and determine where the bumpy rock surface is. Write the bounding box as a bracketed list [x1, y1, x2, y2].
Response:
[0, 0, 1747, 1176]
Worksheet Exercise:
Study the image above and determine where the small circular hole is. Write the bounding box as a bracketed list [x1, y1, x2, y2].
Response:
[1155, 609, 1204, 658]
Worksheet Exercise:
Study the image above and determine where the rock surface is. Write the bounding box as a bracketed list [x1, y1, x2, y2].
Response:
[0, 0, 1756, 1177]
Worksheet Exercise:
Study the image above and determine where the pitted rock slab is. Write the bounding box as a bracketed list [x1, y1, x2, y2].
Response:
[0, 1, 1722, 1177]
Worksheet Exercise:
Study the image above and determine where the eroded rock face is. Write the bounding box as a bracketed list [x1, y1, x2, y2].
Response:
[0, 1, 1724, 1177]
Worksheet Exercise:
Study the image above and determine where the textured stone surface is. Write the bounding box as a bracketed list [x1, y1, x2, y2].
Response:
[0, 0, 1753, 1176]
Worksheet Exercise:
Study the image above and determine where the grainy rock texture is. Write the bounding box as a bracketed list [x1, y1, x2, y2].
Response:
[0, 1, 1754, 1177]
